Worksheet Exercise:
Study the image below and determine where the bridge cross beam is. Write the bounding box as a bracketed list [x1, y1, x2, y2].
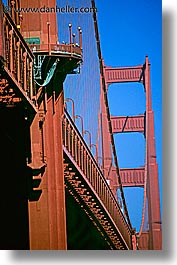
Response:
[100, 56, 162, 250]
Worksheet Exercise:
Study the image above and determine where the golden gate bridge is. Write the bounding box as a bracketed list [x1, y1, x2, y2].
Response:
[0, 0, 162, 250]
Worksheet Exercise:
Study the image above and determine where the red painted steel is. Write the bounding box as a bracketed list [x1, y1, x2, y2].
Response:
[29, 92, 67, 250]
[6, 0, 21, 26]
[100, 83, 117, 197]
[103, 57, 162, 250]
[2, 11, 35, 109]
[112, 167, 145, 188]
[27, 43, 82, 57]
[0, 0, 161, 251]
[132, 234, 137, 250]
[19, 0, 75, 249]
[137, 232, 149, 250]
[62, 110, 133, 249]
[104, 65, 144, 84]
[92, 2, 132, 229]
[111, 114, 145, 134]
[20, 0, 58, 45]
[144, 56, 162, 249]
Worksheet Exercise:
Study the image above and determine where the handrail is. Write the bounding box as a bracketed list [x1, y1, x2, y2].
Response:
[64, 108, 108, 187]
[3, 10, 34, 100]
[62, 109, 132, 248]
[4, 11, 34, 60]
[28, 43, 82, 57]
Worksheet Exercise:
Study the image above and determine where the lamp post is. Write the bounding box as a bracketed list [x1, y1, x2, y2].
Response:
[75, 115, 84, 136]
[65, 98, 75, 122]
[68, 23, 72, 44]
[83, 130, 92, 150]
[72, 33, 76, 46]
[47, 22, 51, 54]
[78, 27, 82, 50]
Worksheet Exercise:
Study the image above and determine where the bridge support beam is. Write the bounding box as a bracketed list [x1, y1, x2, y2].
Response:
[18, 0, 82, 250]
[144, 57, 162, 249]
[111, 167, 145, 188]
[111, 114, 145, 135]
[103, 56, 162, 250]
[28, 88, 67, 250]
[100, 81, 118, 198]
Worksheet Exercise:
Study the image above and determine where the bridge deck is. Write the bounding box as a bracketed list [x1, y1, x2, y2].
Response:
[62, 110, 133, 249]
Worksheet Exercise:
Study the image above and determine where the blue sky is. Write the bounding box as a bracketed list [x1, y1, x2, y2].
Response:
[96, 0, 162, 230]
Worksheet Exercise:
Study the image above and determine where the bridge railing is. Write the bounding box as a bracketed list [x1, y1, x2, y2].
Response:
[2, 11, 82, 103]
[62, 109, 132, 248]
[3, 11, 35, 100]
[28, 43, 82, 57]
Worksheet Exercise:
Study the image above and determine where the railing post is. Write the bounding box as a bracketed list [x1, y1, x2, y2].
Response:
[29, 61, 33, 99]
[23, 51, 27, 92]
[64, 118, 67, 147]
[68, 124, 71, 151]
[16, 41, 21, 83]
[71, 129, 74, 158]
[9, 29, 13, 73]
[81, 144, 84, 171]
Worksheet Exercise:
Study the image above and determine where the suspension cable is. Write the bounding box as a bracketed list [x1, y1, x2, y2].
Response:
[91, 0, 132, 229]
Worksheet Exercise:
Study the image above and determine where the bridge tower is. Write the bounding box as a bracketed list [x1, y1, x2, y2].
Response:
[0, 0, 82, 249]
[19, 0, 82, 250]
[101, 57, 162, 249]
